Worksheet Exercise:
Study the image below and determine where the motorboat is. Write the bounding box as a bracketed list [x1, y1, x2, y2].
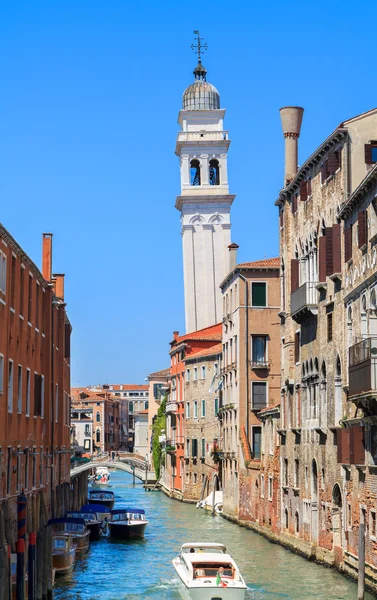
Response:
[48, 517, 90, 554]
[51, 535, 76, 576]
[93, 466, 110, 486]
[197, 491, 223, 515]
[88, 489, 115, 510]
[66, 504, 108, 541]
[172, 543, 247, 600]
[109, 508, 148, 539]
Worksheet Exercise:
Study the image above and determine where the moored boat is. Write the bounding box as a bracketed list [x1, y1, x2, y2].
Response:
[51, 535, 76, 576]
[93, 466, 110, 486]
[48, 517, 90, 554]
[88, 489, 115, 510]
[66, 508, 105, 541]
[172, 543, 247, 600]
[109, 508, 148, 539]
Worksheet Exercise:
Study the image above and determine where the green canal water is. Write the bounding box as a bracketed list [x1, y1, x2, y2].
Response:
[53, 471, 375, 599]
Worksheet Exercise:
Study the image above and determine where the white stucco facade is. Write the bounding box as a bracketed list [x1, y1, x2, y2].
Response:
[176, 76, 235, 333]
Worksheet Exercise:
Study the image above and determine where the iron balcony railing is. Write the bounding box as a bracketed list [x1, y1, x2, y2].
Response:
[349, 337, 377, 367]
[291, 282, 318, 316]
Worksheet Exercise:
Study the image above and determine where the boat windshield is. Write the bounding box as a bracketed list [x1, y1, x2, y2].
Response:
[91, 492, 112, 499]
[181, 544, 225, 554]
[65, 523, 85, 533]
[192, 563, 234, 579]
[112, 512, 145, 521]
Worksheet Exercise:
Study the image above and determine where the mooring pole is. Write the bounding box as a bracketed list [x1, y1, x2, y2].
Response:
[358, 521, 365, 600]
[7, 545, 12, 600]
[212, 474, 217, 516]
[16, 538, 25, 600]
[28, 532, 36, 600]
[17, 491, 27, 540]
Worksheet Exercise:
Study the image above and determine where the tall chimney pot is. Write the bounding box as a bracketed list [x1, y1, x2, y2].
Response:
[53, 273, 65, 301]
[279, 106, 304, 185]
[228, 243, 239, 272]
[42, 233, 53, 282]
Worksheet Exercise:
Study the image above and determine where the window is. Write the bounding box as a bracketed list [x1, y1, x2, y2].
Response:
[19, 266, 24, 316]
[33, 373, 42, 417]
[186, 438, 190, 457]
[201, 438, 206, 457]
[7, 448, 11, 495]
[96, 429, 100, 443]
[252, 427, 262, 460]
[294, 459, 299, 488]
[292, 193, 298, 214]
[201, 365, 206, 379]
[186, 402, 190, 418]
[252, 336, 267, 365]
[55, 384, 59, 423]
[28, 274, 33, 323]
[0, 354, 4, 393]
[283, 458, 288, 486]
[194, 367, 198, 380]
[201, 399, 206, 417]
[35, 283, 40, 329]
[193, 473, 198, 484]
[10, 255, 16, 308]
[186, 369, 190, 382]
[17, 365, 22, 413]
[129, 402, 133, 413]
[193, 401, 198, 418]
[84, 439, 91, 450]
[260, 474, 265, 498]
[0, 251, 7, 293]
[190, 159, 201, 186]
[26, 369, 30, 417]
[192, 438, 198, 458]
[209, 159, 220, 185]
[327, 312, 333, 342]
[295, 331, 300, 363]
[8, 360, 13, 413]
[251, 382, 267, 410]
[365, 143, 377, 164]
[268, 476, 273, 501]
[214, 397, 219, 416]
[84, 425, 90, 436]
[251, 282, 267, 307]
[39, 447, 43, 486]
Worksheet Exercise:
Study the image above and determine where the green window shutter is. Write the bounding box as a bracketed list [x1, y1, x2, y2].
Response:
[252, 282, 266, 307]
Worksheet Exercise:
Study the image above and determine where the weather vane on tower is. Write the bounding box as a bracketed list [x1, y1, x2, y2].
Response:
[191, 30, 208, 64]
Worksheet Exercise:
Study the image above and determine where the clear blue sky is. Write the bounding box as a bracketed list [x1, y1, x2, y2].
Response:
[1, 1, 376, 386]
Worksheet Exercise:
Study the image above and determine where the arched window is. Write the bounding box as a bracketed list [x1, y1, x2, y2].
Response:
[284, 508, 289, 529]
[96, 412, 100, 422]
[295, 511, 300, 534]
[96, 429, 100, 443]
[190, 159, 201, 186]
[209, 159, 220, 185]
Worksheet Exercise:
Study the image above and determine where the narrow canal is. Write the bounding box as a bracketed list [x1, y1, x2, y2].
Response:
[54, 471, 374, 599]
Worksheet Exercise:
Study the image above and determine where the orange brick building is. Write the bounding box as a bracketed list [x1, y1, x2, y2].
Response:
[0, 228, 72, 594]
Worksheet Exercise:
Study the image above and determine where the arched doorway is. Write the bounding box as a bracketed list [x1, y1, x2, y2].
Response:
[332, 483, 343, 549]
[334, 355, 342, 426]
[311, 459, 319, 544]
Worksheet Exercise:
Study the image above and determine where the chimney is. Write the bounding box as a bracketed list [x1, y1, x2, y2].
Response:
[279, 107, 304, 185]
[53, 273, 65, 301]
[42, 233, 53, 282]
[228, 243, 239, 272]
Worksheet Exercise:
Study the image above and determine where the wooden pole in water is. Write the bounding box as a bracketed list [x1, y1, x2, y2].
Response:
[212, 474, 217, 516]
[16, 538, 25, 600]
[358, 521, 365, 600]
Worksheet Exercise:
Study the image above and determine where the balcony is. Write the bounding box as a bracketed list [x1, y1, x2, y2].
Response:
[291, 282, 318, 323]
[250, 360, 270, 370]
[165, 401, 178, 414]
[349, 337, 377, 399]
[165, 439, 176, 453]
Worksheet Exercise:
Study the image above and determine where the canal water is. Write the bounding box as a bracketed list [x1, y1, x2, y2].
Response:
[54, 471, 374, 600]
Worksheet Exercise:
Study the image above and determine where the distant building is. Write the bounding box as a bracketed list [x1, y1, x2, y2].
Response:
[134, 409, 149, 456]
[70, 407, 93, 454]
[71, 390, 121, 453]
[147, 368, 170, 454]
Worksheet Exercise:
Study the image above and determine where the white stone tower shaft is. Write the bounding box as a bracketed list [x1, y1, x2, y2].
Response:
[176, 66, 235, 333]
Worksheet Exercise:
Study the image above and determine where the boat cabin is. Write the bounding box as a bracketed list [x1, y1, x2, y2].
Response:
[53, 536, 72, 553]
[192, 562, 234, 579]
[66, 511, 99, 522]
[48, 517, 87, 535]
[111, 509, 146, 522]
[89, 491, 114, 501]
[81, 503, 110, 515]
[181, 543, 226, 554]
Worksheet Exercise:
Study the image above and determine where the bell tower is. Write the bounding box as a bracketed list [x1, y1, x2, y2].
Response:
[176, 32, 235, 333]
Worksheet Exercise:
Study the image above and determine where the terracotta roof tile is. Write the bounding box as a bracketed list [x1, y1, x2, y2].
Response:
[236, 257, 280, 269]
[148, 368, 170, 377]
[175, 323, 222, 344]
[184, 343, 222, 360]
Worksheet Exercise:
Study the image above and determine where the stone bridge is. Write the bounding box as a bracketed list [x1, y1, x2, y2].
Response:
[70, 458, 157, 484]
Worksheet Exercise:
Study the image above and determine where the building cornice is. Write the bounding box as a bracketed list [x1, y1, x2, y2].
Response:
[175, 194, 235, 211]
[275, 128, 348, 207]
[338, 164, 377, 219]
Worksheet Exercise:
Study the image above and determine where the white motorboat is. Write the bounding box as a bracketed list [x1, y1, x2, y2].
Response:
[172, 543, 247, 600]
[197, 491, 223, 515]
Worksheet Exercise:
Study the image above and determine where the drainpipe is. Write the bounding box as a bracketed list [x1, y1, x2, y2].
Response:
[238, 272, 249, 445]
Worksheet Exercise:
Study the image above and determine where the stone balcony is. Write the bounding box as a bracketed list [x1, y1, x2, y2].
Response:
[291, 282, 318, 323]
[349, 336, 377, 399]
[165, 401, 178, 414]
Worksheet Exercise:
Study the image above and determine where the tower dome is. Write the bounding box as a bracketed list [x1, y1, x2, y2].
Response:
[182, 62, 220, 111]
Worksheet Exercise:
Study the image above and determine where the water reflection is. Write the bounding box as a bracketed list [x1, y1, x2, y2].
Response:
[54, 471, 374, 600]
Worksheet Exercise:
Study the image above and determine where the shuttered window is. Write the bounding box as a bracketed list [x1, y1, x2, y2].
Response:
[191, 438, 198, 458]
[325, 227, 333, 276]
[344, 225, 353, 263]
[251, 382, 267, 410]
[300, 181, 308, 202]
[291, 259, 299, 293]
[307, 177, 312, 196]
[251, 282, 266, 307]
[321, 150, 341, 183]
[34, 374, 42, 417]
[365, 144, 377, 164]
[337, 426, 365, 465]
[64, 323, 71, 359]
[327, 313, 333, 342]
[358, 210, 367, 248]
[294, 331, 300, 363]
[332, 224, 341, 273]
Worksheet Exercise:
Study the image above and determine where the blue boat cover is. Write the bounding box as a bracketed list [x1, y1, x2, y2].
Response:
[48, 517, 86, 526]
[81, 503, 110, 513]
[111, 508, 145, 515]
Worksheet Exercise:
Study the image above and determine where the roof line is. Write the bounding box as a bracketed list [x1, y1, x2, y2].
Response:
[338, 164, 377, 218]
